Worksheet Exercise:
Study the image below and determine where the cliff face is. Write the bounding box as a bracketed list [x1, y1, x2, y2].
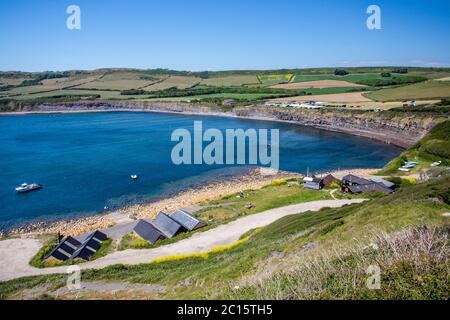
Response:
[234, 107, 440, 148]
[31, 101, 445, 148]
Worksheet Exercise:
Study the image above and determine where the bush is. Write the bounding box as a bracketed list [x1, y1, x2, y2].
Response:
[271, 179, 288, 186]
[152, 253, 209, 263]
[29, 235, 63, 268]
[120, 89, 146, 95]
[334, 69, 349, 76]
[329, 181, 341, 189]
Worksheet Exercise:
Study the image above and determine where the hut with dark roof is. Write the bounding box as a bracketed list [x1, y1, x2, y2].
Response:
[45, 236, 81, 261]
[170, 209, 207, 231]
[151, 212, 186, 238]
[133, 219, 166, 244]
[342, 174, 393, 194]
[322, 174, 339, 187]
[304, 177, 324, 190]
[71, 230, 108, 261]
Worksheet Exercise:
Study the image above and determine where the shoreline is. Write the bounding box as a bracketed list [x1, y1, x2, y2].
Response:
[3, 168, 299, 237]
[2, 167, 379, 238]
[0, 103, 402, 238]
[0, 101, 429, 148]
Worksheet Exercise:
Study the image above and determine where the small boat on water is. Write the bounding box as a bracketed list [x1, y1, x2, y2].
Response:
[131, 175, 138, 180]
[15, 183, 42, 193]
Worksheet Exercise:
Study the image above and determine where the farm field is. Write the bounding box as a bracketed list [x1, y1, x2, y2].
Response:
[408, 71, 450, 80]
[74, 71, 166, 90]
[0, 77, 32, 86]
[292, 73, 391, 84]
[1, 68, 450, 109]
[258, 74, 294, 85]
[1, 75, 103, 96]
[269, 91, 372, 103]
[365, 80, 450, 102]
[201, 75, 260, 87]
[143, 75, 201, 91]
[148, 92, 281, 102]
[12, 89, 133, 100]
[270, 80, 365, 89]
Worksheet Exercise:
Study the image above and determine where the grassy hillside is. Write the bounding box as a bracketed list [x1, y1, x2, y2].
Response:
[379, 119, 450, 175]
[365, 80, 450, 102]
[1, 174, 448, 300]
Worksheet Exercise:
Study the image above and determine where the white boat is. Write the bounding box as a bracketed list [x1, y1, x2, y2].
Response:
[15, 183, 42, 193]
[398, 168, 410, 172]
[431, 161, 442, 167]
[130, 175, 138, 180]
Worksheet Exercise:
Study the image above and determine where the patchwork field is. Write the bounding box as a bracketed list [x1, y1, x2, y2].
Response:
[143, 75, 201, 91]
[201, 75, 259, 87]
[2, 75, 103, 96]
[292, 73, 389, 84]
[365, 80, 450, 102]
[0, 77, 32, 86]
[149, 92, 281, 102]
[1, 68, 450, 109]
[270, 80, 365, 89]
[269, 91, 372, 103]
[12, 89, 135, 100]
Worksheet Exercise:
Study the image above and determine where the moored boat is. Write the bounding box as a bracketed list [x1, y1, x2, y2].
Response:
[15, 183, 42, 193]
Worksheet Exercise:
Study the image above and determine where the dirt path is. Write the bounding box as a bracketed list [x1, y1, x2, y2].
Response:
[0, 199, 365, 282]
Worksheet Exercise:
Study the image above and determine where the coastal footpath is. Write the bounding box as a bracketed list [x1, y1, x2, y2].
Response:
[6, 100, 444, 148]
[0, 199, 365, 282]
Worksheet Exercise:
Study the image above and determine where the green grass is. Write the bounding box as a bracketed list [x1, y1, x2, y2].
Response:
[293, 73, 389, 84]
[29, 234, 63, 268]
[11, 89, 139, 100]
[365, 80, 450, 102]
[119, 233, 152, 250]
[1, 175, 449, 299]
[196, 183, 332, 224]
[147, 92, 281, 102]
[201, 75, 260, 87]
[119, 182, 332, 250]
[379, 120, 450, 175]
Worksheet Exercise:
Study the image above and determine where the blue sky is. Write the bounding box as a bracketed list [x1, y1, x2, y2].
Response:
[1, 0, 449, 71]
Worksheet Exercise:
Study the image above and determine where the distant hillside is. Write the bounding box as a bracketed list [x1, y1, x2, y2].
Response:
[2, 67, 450, 108]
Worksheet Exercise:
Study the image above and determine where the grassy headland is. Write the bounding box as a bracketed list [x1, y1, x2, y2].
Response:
[1, 173, 448, 299]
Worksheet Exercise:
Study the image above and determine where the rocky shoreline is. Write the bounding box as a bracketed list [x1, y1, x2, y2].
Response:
[3, 168, 303, 238]
[2, 167, 381, 238]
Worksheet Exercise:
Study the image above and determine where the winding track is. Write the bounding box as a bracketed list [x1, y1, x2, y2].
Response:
[0, 199, 365, 282]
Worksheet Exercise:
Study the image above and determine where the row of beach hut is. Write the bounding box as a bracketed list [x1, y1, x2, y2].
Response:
[46, 230, 108, 262]
[133, 209, 207, 245]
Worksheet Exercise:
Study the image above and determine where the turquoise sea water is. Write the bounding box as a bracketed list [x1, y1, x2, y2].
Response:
[0, 112, 402, 229]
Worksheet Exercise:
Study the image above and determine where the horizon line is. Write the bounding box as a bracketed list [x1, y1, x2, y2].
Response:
[2, 64, 450, 73]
